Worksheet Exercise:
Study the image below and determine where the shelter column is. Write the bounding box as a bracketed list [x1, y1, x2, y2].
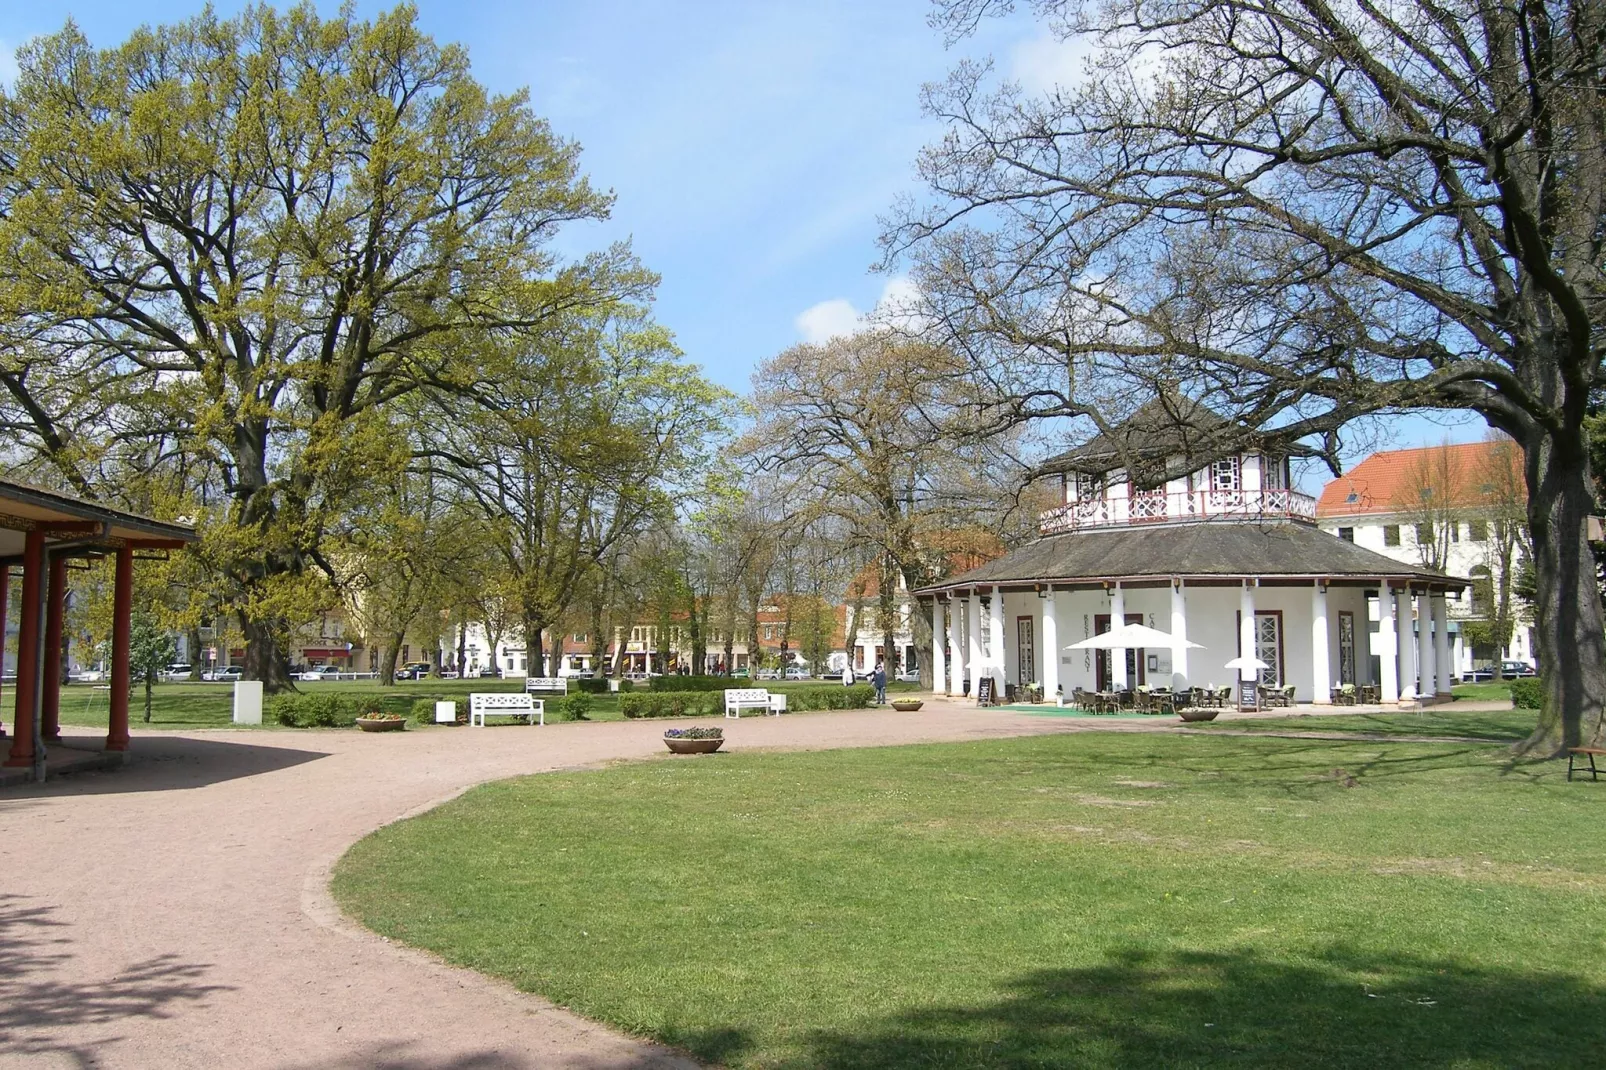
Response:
[1110, 583, 1128, 689]
[5, 530, 44, 768]
[931, 599, 946, 695]
[1310, 582, 1331, 705]
[1415, 591, 1435, 704]
[1397, 587, 1418, 701]
[1432, 594, 1452, 696]
[967, 590, 982, 699]
[1170, 581, 1189, 689]
[107, 546, 133, 752]
[0, 566, 8, 739]
[1042, 587, 1059, 699]
[947, 595, 963, 696]
[989, 585, 1006, 690]
[1378, 584, 1399, 704]
[42, 555, 67, 743]
[1238, 582, 1257, 682]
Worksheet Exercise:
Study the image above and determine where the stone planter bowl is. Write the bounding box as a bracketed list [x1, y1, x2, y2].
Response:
[665, 737, 724, 754]
[1177, 708, 1219, 723]
[890, 699, 924, 712]
[355, 716, 406, 732]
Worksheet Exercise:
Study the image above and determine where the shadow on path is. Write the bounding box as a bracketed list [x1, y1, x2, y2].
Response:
[0, 894, 231, 1064]
[700, 945, 1606, 1068]
[273, 1039, 697, 1070]
[0, 733, 327, 801]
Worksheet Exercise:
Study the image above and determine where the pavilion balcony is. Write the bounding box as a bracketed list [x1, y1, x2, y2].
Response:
[1038, 488, 1318, 535]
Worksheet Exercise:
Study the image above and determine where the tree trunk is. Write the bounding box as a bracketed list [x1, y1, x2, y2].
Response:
[1522, 438, 1606, 753]
[241, 615, 296, 694]
[456, 621, 467, 677]
[187, 625, 203, 680]
[526, 614, 546, 677]
[590, 598, 607, 676]
[378, 633, 404, 686]
[143, 675, 153, 723]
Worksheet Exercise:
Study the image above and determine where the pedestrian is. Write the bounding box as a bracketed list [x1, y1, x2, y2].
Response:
[842, 663, 853, 687]
[872, 660, 887, 705]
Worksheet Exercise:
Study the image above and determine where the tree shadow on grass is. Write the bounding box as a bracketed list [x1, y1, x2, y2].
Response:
[781, 945, 1606, 1069]
[0, 893, 231, 1064]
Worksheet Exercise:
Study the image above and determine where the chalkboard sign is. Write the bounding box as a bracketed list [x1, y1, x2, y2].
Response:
[1238, 679, 1259, 710]
[976, 677, 995, 707]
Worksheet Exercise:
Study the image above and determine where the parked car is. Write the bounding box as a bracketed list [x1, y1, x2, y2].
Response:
[161, 663, 194, 681]
[395, 661, 433, 681]
[783, 666, 810, 680]
[755, 668, 781, 680]
[1465, 661, 1537, 682]
[215, 666, 243, 682]
[895, 670, 921, 683]
[300, 666, 332, 681]
[1502, 660, 1537, 677]
[74, 669, 106, 682]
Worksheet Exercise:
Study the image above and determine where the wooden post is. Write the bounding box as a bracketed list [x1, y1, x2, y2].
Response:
[107, 545, 133, 752]
[41, 554, 66, 743]
[0, 565, 9, 739]
[5, 530, 44, 767]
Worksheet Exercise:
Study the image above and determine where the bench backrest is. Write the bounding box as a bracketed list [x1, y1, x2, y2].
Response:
[471, 692, 536, 711]
[524, 676, 569, 694]
[724, 688, 770, 703]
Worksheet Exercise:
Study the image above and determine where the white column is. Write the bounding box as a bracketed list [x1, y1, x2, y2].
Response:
[990, 585, 1006, 689]
[1416, 592, 1435, 703]
[1433, 594, 1452, 695]
[967, 591, 982, 699]
[931, 599, 946, 695]
[1377, 586, 1399, 703]
[946, 596, 961, 695]
[1110, 583, 1128, 689]
[1170, 581, 1189, 689]
[1238, 582, 1257, 681]
[1042, 588, 1060, 699]
[1310, 582, 1331, 705]
[1398, 588, 1418, 701]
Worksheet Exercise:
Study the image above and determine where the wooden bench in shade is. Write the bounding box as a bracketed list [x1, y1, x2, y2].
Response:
[1567, 747, 1605, 782]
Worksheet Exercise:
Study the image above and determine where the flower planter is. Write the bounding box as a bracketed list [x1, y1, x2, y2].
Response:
[355, 716, 406, 732]
[890, 699, 924, 712]
[665, 737, 724, 754]
[1177, 708, 1219, 723]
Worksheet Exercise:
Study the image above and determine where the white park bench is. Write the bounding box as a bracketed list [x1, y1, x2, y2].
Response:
[524, 676, 569, 696]
[724, 688, 786, 719]
[470, 692, 544, 727]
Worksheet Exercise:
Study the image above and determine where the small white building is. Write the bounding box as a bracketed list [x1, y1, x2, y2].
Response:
[917, 400, 1465, 704]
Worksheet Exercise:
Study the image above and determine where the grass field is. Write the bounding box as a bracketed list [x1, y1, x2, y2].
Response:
[1196, 708, 1536, 742]
[333, 732, 1606, 1069]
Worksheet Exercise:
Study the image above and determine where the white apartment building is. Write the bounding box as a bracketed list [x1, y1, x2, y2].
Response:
[1315, 440, 1534, 678]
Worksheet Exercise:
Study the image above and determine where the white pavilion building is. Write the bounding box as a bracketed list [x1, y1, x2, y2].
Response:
[917, 401, 1466, 705]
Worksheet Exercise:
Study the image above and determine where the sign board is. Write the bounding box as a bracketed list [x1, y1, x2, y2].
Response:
[1238, 679, 1259, 711]
[232, 680, 263, 725]
[976, 676, 995, 707]
[434, 700, 457, 725]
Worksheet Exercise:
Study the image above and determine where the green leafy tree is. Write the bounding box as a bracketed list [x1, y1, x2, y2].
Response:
[128, 613, 176, 723]
[0, 4, 631, 690]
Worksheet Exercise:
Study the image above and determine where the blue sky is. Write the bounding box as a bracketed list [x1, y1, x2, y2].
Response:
[1, 0, 1483, 474]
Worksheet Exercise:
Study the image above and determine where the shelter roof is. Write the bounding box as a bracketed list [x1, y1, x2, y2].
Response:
[1315, 440, 1521, 519]
[916, 521, 1461, 593]
[0, 479, 196, 559]
[1042, 394, 1229, 474]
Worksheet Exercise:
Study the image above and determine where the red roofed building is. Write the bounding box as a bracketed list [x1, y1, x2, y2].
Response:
[1314, 439, 1533, 677]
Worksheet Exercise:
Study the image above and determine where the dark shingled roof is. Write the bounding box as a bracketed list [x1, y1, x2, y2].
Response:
[917, 521, 1462, 593]
[1044, 394, 1229, 473]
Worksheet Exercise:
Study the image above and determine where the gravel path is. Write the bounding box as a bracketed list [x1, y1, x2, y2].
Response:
[0, 698, 1509, 1068]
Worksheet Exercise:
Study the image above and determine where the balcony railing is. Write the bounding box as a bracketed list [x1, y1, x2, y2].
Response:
[1039, 488, 1318, 535]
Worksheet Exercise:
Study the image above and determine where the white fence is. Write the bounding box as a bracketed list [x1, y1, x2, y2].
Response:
[1039, 488, 1317, 535]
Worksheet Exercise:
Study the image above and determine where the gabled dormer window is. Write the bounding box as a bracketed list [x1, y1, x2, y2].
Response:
[1261, 454, 1287, 490]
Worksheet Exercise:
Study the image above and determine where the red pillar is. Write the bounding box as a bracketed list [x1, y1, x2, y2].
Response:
[5, 530, 44, 767]
[0, 565, 9, 739]
[106, 545, 133, 752]
[41, 555, 66, 743]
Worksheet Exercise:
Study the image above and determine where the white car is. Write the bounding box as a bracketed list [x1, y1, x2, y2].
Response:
[300, 667, 331, 681]
[755, 668, 782, 680]
[783, 667, 810, 680]
[895, 670, 921, 683]
[75, 669, 106, 683]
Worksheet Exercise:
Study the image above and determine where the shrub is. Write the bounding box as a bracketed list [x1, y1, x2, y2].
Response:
[411, 698, 441, 725]
[1510, 677, 1542, 709]
[270, 693, 362, 727]
[648, 675, 727, 692]
[574, 678, 611, 695]
[771, 683, 875, 711]
[619, 691, 723, 719]
[545, 693, 594, 722]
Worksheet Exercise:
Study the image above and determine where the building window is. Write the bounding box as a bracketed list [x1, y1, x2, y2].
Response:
[1414, 523, 1433, 545]
[1261, 454, 1286, 490]
[1211, 456, 1241, 491]
[1450, 523, 1460, 543]
[1074, 473, 1103, 502]
[1468, 519, 1488, 541]
[1338, 527, 1355, 542]
[1383, 525, 1401, 547]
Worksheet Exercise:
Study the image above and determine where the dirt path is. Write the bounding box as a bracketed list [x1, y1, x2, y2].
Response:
[0, 698, 1508, 1068]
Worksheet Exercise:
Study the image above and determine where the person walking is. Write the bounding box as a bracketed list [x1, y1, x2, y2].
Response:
[872, 661, 887, 705]
[842, 663, 853, 687]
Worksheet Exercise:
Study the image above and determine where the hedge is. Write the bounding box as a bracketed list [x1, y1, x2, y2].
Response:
[621, 683, 876, 719]
[270, 692, 412, 727]
[1510, 677, 1542, 709]
[648, 675, 728, 692]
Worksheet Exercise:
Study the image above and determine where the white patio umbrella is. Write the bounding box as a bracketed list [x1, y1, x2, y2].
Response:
[1066, 622, 1204, 651]
[1222, 655, 1271, 671]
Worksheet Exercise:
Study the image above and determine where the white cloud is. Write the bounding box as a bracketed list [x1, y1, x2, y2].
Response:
[794, 277, 925, 344]
[1009, 32, 1096, 95]
[0, 40, 19, 90]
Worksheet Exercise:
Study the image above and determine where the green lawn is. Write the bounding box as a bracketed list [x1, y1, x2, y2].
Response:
[1451, 681, 1517, 703]
[333, 732, 1606, 1069]
[1197, 708, 1537, 742]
